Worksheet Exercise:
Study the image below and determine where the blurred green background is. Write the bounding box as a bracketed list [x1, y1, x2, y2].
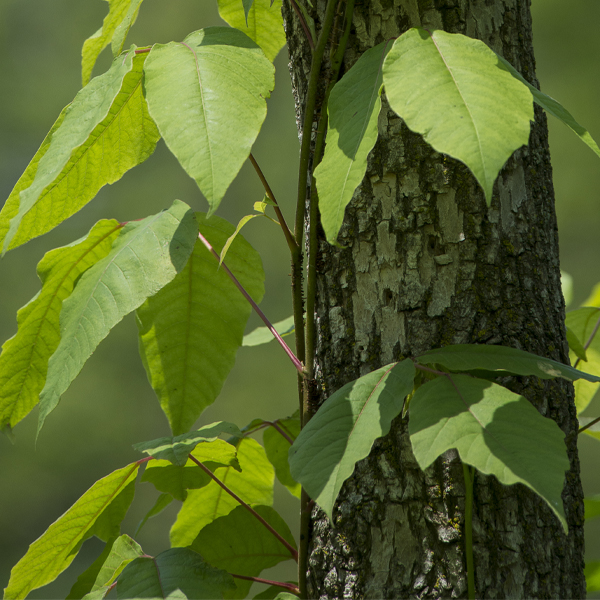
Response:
[0, 1, 599, 597]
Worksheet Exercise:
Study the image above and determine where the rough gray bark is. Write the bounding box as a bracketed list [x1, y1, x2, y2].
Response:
[283, 1, 585, 598]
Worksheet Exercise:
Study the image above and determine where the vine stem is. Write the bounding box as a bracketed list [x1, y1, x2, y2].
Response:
[197, 231, 303, 374]
[231, 573, 300, 594]
[579, 414, 600, 434]
[289, 0, 315, 51]
[188, 454, 298, 562]
[463, 463, 476, 600]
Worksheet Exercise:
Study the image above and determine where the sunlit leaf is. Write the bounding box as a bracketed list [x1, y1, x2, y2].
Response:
[242, 315, 295, 347]
[133, 421, 242, 465]
[566, 326, 587, 362]
[111, 0, 144, 56]
[117, 547, 235, 599]
[584, 283, 600, 308]
[37, 201, 197, 435]
[0, 219, 122, 431]
[141, 440, 240, 501]
[4, 463, 139, 600]
[496, 54, 600, 161]
[143, 28, 274, 213]
[417, 343, 600, 383]
[170, 438, 273, 547]
[1, 50, 159, 254]
[263, 414, 301, 498]
[67, 537, 117, 600]
[219, 214, 261, 266]
[137, 213, 265, 434]
[217, 0, 286, 62]
[254, 587, 299, 599]
[315, 41, 389, 244]
[586, 561, 600, 593]
[585, 495, 600, 521]
[135, 493, 173, 537]
[81, 0, 145, 85]
[289, 359, 416, 520]
[409, 374, 569, 532]
[561, 271, 573, 308]
[191, 505, 297, 599]
[383, 28, 533, 203]
[90, 534, 144, 593]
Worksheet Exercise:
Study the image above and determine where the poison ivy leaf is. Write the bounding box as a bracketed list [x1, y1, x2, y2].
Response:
[566, 326, 587, 362]
[4, 462, 140, 600]
[117, 548, 235, 599]
[81, 0, 145, 85]
[273, 594, 300, 600]
[133, 421, 242, 465]
[170, 438, 273, 547]
[586, 561, 600, 593]
[315, 41, 389, 244]
[137, 214, 265, 434]
[111, 0, 144, 56]
[584, 283, 600, 308]
[496, 54, 600, 160]
[91, 534, 144, 592]
[192, 505, 297, 599]
[0, 219, 122, 432]
[220, 214, 262, 266]
[289, 359, 415, 520]
[143, 28, 274, 213]
[135, 493, 173, 537]
[409, 374, 569, 532]
[37, 201, 197, 435]
[67, 537, 117, 599]
[1, 50, 159, 254]
[585, 495, 600, 521]
[217, 0, 286, 62]
[579, 417, 600, 442]
[417, 343, 600, 383]
[243, 315, 295, 347]
[254, 587, 299, 599]
[566, 307, 600, 413]
[263, 414, 301, 498]
[383, 28, 533, 203]
[141, 440, 240, 501]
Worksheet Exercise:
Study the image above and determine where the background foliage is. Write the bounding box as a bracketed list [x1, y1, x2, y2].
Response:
[0, 0, 599, 597]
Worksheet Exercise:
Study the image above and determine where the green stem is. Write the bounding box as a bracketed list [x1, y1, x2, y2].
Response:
[463, 462, 476, 600]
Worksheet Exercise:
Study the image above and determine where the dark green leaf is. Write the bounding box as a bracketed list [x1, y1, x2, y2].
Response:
[263, 414, 301, 498]
[4, 463, 140, 599]
[191, 505, 297, 599]
[383, 28, 533, 203]
[137, 214, 265, 434]
[566, 326, 587, 362]
[289, 359, 416, 520]
[37, 201, 197, 435]
[417, 343, 600, 383]
[408, 374, 569, 532]
[117, 548, 235, 599]
[143, 27, 274, 213]
[133, 421, 242, 466]
[170, 438, 273, 547]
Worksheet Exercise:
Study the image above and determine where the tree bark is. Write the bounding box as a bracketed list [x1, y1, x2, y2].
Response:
[283, 0, 585, 598]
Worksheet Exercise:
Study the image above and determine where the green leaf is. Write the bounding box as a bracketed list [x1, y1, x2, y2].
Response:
[217, 0, 286, 62]
[135, 493, 173, 537]
[273, 595, 299, 600]
[585, 495, 600, 521]
[579, 417, 600, 442]
[417, 343, 600, 383]
[133, 421, 242, 465]
[67, 537, 117, 600]
[243, 315, 295, 347]
[143, 27, 274, 213]
[0, 219, 122, 431]
[191, 505, 297, 599]
[409, 374, 569, 532]
[382, 28, 533, 203]
[170, 438, 274, 547]
[263, 414, 301, 498]
[315, 41, 389, 244]
[566, 307, 600, 413]
[561, 271, 573, 308]
[37, 201, 197, 434]
[496, 54, 600, 160]
[289, 359, 416, 520]
[566, 326, 587, 362]
[136, 213, 265, 435]
[141, 440, 241, 501]
[1, 50, 159, 254]
[586, 561, 600, 593]
[4, 462, 140, 600]
[220, 214, 261, 266]
[584, 283, 600, 308]
[81, 0, 145, 85]
[117, 548, 235, 599]
[91, 534, 144, 591]
[254, 587, 299, 600]
[111, 0, 144, 57]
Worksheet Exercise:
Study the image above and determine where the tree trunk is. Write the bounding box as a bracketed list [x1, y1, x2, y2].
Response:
[283, 1, 585, 598]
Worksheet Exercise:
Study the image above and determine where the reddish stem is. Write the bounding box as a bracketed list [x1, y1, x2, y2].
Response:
[289, 0, 315, 51]
[230, 573, 300, 594]
[188, 454, 298, 562]
[269, 420, 295, 445]
[197, 231, 304, 374]
[579, 415, 600, 434]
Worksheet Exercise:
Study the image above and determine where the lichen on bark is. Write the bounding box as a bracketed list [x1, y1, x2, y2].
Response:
[283, 0, 585, 597]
